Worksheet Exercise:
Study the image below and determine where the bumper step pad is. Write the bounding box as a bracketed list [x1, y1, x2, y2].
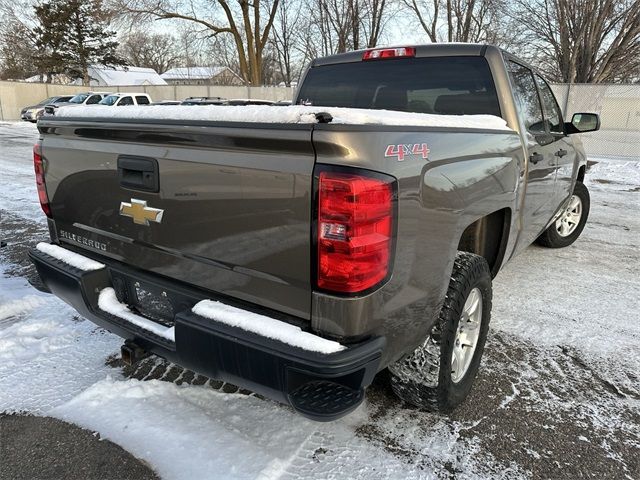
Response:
[289, 381, 364, 418]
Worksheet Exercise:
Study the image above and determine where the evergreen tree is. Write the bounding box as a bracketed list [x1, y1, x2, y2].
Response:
[0, 20, 38, 80]
[33, 0, 125, 85]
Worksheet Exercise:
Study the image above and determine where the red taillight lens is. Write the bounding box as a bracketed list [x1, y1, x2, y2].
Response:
[33, 143, 51, 217]
[317, 169, 395, 293]
[362, 47, 416, 61]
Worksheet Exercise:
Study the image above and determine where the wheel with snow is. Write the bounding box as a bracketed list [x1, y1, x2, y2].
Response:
[536, 181, 590, 248]
[388, 252, 492, 412]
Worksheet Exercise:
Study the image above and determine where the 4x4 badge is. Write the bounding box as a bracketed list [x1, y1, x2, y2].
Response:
[384, 143, 430, 161]
[119, 199, 164, 226]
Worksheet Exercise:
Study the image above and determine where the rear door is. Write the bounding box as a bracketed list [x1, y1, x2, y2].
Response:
[117, 96, 134, 106]
[507, 60, 559, 245]
[86, 95, 102, 105]
[42, 122, 316, 319]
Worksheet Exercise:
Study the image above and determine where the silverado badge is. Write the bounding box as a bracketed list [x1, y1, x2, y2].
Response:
[119, 199, 164, 226]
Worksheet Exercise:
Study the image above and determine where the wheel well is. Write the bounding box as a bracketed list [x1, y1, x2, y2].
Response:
[577, 165, 586, 183]
[457, 208, 511, 277]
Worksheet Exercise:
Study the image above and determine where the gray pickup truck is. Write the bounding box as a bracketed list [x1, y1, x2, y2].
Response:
[30, 44, 599, 421]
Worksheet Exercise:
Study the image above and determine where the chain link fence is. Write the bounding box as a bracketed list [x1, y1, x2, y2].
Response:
[551, 84, 640, 160]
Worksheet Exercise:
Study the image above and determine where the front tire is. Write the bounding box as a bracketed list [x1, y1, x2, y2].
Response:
[536, 181, 590, 248]
[389, 252, 492, 412]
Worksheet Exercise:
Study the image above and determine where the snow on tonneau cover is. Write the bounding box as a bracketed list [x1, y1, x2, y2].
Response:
[54, 104, 511, 130]
[40, 105, 510, 321]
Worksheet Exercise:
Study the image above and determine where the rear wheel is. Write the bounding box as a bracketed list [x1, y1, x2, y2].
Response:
[389, 252, 492, 412]
[536, 181, 590, 248]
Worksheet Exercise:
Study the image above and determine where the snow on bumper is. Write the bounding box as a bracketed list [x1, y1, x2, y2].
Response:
[36, 242, 105, 271]
[192, 300, 344, 354]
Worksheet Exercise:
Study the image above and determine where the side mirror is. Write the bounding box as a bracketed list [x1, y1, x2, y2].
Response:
[566, 113, 600, 134]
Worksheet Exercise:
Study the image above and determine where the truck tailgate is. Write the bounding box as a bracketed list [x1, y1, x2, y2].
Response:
[40, 121, 315, 319]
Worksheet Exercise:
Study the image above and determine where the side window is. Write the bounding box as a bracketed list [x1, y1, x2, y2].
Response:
[86, 95, 101, 104]
[135, 96, 150, 105]
[118, 96, 134, 106]
[534, 74, 564, 134]
[507, 61, 545, 135]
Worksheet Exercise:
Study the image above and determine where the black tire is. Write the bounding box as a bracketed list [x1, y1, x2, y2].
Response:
[536, 181, 590, 248]
[389, 252, 492, 412]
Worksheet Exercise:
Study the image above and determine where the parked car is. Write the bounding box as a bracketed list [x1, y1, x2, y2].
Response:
[20, 95, 73, 122]
[180, 97, 227, 105]
[151, 100, 182, 106]
[44, 92, 112, 115]
[179, 97, 274, 106]
[98, 93, 152, 106]
[227, 99, 274, 106]
[30, 44, 600, 421]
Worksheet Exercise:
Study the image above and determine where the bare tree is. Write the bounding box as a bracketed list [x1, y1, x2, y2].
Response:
[271, 0, 303, 84]
[204, 32, 241, 72]
[120, 31, 180, 73]
[119, 0, 280, 85]
[317, 0, 353, 52]
[363, 0, 388, 47]
[301, 0, 391, 59]
[510, 0, 640, 83]
[403, 0, 500, 42]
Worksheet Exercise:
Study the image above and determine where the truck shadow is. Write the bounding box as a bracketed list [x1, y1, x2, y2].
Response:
[104, 329, 637, 479]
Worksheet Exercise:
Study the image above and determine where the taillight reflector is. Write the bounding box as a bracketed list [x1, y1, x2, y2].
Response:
[33, 143, 51, 217]
[362, 47, 416, 61]
[317, 169, 395, 293]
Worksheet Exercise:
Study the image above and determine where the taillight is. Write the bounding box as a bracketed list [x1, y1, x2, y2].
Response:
[362, 47, 416, 61]
[316, 168, 396, 294]
[33, 143, 51, 217]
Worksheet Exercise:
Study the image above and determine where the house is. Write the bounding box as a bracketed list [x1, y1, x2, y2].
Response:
[83, 66, 167, 86]
[22, 66, 166, 86]
[161, 66, 244, 86]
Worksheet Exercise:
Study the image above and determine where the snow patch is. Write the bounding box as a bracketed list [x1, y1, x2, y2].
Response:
[50, 377, 429, 480]
[0, 267, 121, 413]
[192, 299, 345, 354]
[98, 288, 175, 342]
[53, 104, 512, 130]
[36, 242, 105, 271]
[0, 295, 47, 320]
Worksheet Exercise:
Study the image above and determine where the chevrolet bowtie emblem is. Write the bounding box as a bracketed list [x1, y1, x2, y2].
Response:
[119, 199, 164, 226]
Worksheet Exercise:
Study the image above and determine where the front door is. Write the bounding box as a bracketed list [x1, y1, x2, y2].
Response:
[534, 73, 577, 208]
[507, 61, 559, 248]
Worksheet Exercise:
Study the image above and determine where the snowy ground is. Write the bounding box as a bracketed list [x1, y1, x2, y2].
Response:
[0, 121, 638, 479]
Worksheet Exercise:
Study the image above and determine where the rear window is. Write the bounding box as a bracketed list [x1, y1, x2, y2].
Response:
[136, 96, 150, 105]
[297, 56, 500, 117]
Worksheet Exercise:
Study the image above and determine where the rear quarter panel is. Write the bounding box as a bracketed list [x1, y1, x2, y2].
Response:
[312, 125, 523, 365]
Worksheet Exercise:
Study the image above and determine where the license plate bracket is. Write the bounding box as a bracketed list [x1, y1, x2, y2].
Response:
[131, 282, 175, 327]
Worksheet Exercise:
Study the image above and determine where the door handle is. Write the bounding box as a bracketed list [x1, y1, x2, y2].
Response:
[555, 149, 568, 158]
[529, 153, 544, 165]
